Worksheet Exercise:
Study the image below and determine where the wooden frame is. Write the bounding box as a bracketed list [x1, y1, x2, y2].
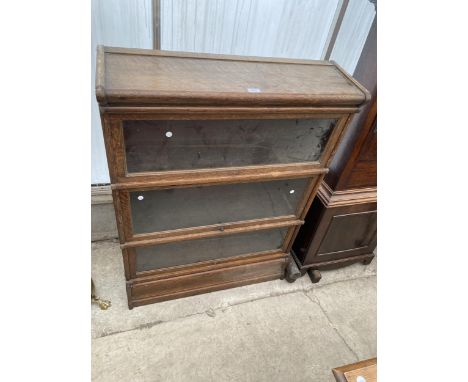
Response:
[96, 47, 369, 308]
[129, 251, 287, 307]
[332, 357, 377, 382]
[96, 46, 371, 108]
[101, 112, 350, 186]
[117, 194, 306, 244]
[292, 184, 377, 280]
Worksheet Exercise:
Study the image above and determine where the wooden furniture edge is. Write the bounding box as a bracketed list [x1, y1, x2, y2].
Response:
[318, 182, 377, 207]
[102, 91, 366, 108]
[332, 357, 377, 382]
[127, 215, 296, 242]
[101, 106, 359, 117]
[127, 251, 287, 307]
[331, 60, 372, 105]
[133, 250, 287, 282]
[131, 273, 282, 307]
[283, 172, 326, 253]
[112, 165, 328, 190]
[96, 47, 369, 107]
[121, 217, 303, 248]
[291, 250, 374, 272]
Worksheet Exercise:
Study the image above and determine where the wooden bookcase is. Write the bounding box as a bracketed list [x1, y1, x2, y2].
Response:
[95, 46, 370, 308]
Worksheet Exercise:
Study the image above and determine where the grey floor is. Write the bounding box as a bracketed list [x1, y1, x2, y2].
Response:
[92, 241, 376, 382]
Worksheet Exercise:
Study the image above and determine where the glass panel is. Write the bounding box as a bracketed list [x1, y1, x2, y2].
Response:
[136, 228, 288, 272]
[124, 119, 336, 173]
[130, 178, 309, 234]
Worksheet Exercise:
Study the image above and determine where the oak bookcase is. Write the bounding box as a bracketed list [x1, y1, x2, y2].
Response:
[96, 46, 369, 308]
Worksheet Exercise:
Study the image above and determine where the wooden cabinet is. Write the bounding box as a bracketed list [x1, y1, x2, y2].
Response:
[292, 19, 377, 283]
[96, 46, 370, 308]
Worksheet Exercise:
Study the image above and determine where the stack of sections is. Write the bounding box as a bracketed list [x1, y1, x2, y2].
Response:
[96, 47, 369, 308]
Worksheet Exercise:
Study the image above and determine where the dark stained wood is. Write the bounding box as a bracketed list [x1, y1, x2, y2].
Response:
[96, 47, 369, 308]
[308, 269, 322, 283]
[285, 254, 302, 283]
[291, 18, 377, 280]
[325, 18, 376, 190]
[294, 197, 376, 266]
[291, 251, 374, 273]
[318, 182, 377, 207]
[337, 100, 377, 189]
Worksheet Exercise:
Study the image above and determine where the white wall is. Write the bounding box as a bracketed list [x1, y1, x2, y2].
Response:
[161, 0, 340, 59]
[91, 0, 152, 184]
[91, 0, 375, 184]
[330, 0, 376, 74]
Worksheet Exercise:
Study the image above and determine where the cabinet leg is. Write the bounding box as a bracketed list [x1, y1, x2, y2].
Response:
[307, 269, 322, 284]
[362, 257, 373, 265]
[285, 257, 302, 283]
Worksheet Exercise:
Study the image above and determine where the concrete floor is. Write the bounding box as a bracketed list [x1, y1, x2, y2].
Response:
[92, 241, 376, 382]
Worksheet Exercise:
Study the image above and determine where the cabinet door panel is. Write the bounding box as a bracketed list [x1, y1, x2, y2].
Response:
[135, 228, 288, 272]
[123, 119, 336, 173]
[318, 210, 377, 255]
[130, 177, 311, 234]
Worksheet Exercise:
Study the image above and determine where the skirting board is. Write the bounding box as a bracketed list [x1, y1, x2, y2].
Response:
[92, 185, 118, 241]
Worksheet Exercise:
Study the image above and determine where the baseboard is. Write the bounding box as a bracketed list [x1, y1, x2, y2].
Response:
[91, 184, 118, 241]
[91, 184, 113, 205]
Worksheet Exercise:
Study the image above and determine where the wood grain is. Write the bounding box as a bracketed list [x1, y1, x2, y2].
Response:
[317, 183, 377, 207]
[112, 164, 328, 190]
[97, 46, 369, 107]
[332, 358, 377, 382]
[120, 216, 303, 248]
[96, 48, 370, 307]
[130, 251, 288, 307]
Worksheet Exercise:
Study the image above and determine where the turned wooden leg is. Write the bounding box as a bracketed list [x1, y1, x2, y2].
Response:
[308, 269, 322, 284]
[285, 257, 302, 283]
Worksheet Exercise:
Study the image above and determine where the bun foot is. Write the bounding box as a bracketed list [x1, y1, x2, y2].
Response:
[285, 257, 302, 283]
[308, 269, 322, 284]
